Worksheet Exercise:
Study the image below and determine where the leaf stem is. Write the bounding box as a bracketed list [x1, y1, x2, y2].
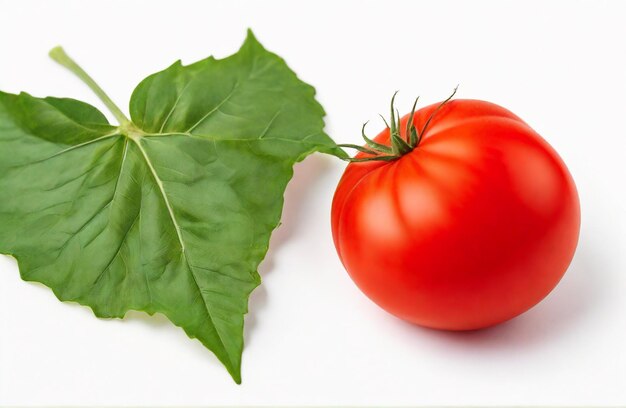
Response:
[49, 46, 131, 126]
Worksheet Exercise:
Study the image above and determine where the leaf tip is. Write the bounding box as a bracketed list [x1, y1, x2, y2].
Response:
[243, 28, 264, 51]
[225, 363, 243, 384]
[168, 59, 184, 70]
[245, 28, 257, 40]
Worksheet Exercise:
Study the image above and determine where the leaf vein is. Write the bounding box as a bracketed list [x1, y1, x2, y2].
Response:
[132, 137, 236, 370]
[158, 82, 192, 133]
[185, 81, 240, 133]
[258, 109, 282, 139]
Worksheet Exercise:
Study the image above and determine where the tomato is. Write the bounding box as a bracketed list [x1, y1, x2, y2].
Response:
[331, 97, 580, 330]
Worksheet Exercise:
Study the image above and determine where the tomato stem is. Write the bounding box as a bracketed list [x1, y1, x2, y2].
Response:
[340, 87, 458, 163]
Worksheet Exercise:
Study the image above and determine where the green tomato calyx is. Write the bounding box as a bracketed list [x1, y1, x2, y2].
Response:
[339, 86, 458, 163]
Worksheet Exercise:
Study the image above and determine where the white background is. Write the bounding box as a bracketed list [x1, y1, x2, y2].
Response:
[1, 0, 625, 406]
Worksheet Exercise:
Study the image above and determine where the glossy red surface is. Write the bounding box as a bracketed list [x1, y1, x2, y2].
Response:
[331, 99, 580, 330]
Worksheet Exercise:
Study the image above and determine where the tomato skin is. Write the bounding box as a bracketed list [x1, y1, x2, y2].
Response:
[331, 99, 580, 330]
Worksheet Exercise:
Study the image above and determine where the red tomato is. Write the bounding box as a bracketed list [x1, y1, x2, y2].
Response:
[331, 98, 580, 330]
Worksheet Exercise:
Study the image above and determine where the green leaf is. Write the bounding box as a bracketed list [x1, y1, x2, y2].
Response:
[0, 30, 343, 383]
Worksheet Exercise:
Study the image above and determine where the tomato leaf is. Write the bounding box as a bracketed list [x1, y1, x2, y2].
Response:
[0, 30, 344, 383]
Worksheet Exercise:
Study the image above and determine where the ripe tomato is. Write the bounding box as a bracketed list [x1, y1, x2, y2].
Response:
[331, 97, 580, 330]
